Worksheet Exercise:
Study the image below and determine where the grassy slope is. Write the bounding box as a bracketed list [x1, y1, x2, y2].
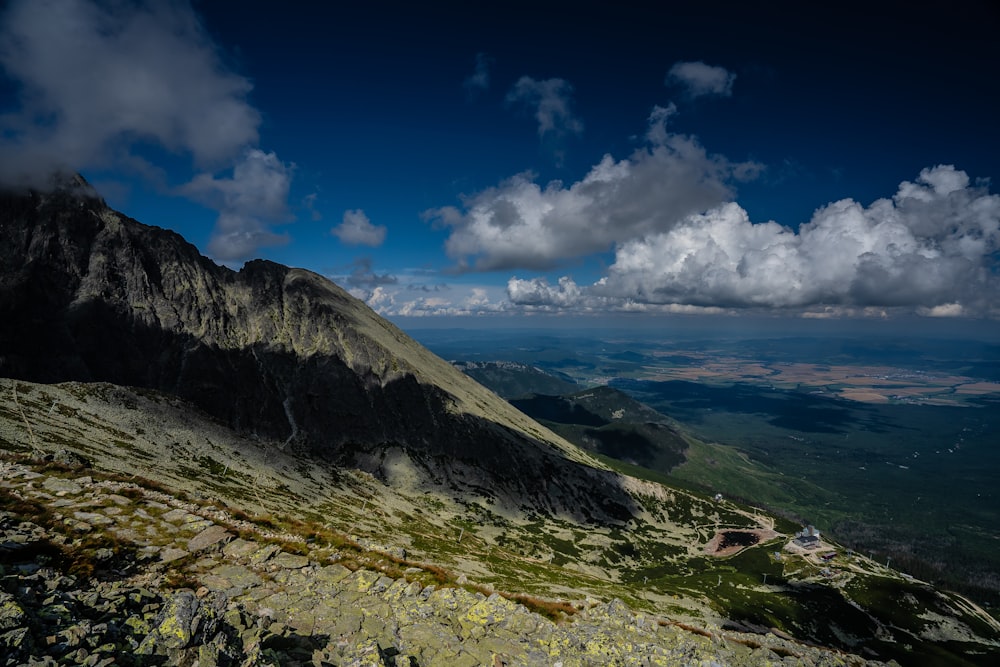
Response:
[2, 378, 998, 666]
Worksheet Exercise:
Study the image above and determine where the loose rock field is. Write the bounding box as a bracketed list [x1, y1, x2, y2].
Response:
[1, 459, 883, 666]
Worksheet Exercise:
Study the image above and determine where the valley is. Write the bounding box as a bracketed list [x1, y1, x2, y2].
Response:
[416, 329, 1000, 612]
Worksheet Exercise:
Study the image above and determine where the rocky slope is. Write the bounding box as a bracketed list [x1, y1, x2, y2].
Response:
[1, 456, 891, 667]
[3, 379, 996, 665]
[0, 178, 628, 521]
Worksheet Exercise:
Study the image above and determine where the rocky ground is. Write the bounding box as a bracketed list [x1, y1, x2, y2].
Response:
[0, 457, 890, 667]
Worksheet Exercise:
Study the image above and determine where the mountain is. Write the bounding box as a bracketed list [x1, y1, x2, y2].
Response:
[498, 384, 690, 473]
[452, 360, 578, 399]
[2, 178, 999, 666]
[452, 363, 690, 472]
[0, 177, 630, 522]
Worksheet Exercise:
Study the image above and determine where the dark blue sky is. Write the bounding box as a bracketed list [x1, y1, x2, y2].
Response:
[2, 0, 998, 326]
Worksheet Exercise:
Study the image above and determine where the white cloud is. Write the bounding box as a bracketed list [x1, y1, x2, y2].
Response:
[329, 264, 512, 318]
[333, 209, 387, 247]
[464, 52, 492, 94]
[917, 303, 965, 318]
[506, 76, 583, 137]
[426, 108, 760, 271]
[666, 61, 736, 98]
[180, 149, 294, 261]
[506, 276, 726, 315]
[504, 165, 1000, 317]
[0, 0, 296, 263]
[507, 276, 585, 309]
[362, 281, 511, 318]
[0, 0, 259, 183]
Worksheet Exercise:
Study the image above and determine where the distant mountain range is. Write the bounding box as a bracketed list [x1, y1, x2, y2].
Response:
[508, 386, 688, 474]
[452, 360, 578, 399]
[451, 361, 689, 473]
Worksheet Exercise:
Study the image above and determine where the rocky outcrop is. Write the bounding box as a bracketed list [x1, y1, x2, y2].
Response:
[0, 179, 632, 521]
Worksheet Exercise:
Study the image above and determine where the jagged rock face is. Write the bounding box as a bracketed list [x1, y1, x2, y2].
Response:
[0, 181, 633, 520]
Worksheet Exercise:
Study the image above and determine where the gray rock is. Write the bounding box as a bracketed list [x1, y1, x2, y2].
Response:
[314, 563, 353, 584]
[372, 575, 395, 593]
[49, 450, 91, 469]
[181, 518, 212, 533]
[247, 543, 281, 565]
[161, 508, 195, 523]
[42, 477, 83, 495]
[139, 591, 199, 652]
[93, 548, 114, 561]
[0, 593, 28, 630]
[158, 547, 189, 563]
[71, 511, 113, 526]
[186, 524, 233, 552]
[0, 626, 33, 654]
[203, 564, 263, 593]
[222, 537, 260, 559]
[270, 552, 309, 569]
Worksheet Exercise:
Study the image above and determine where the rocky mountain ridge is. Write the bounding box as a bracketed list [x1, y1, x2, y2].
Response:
[0, 180, 628, 521]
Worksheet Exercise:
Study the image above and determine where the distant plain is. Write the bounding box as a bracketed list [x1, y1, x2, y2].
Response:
[414, 328, 1000, 607]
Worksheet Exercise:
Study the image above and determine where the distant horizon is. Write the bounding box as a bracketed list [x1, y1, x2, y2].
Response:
[395, 313, 1000, 343]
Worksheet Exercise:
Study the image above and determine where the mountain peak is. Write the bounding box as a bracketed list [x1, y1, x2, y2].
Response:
[0, 189, 630, 522]
[0, 170, 104, 206]
[48, 170, 99, 195]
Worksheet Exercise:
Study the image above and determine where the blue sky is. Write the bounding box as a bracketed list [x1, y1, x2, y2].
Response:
[2, 0, 999, 327]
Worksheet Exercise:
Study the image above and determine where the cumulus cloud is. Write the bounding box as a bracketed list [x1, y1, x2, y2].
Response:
[362, 281, 510, 318]
[333, 209, 387, 247]
[464, 52, 492, 94]
[507, 276, 584, 308]
[328, 263, 511, 318]
[666, 61, 736, 98]
[505, 166, 1000, 317]
[0, 0, 295, 262]
[180, 149, 294, 261]
[426, 107, 760, 271]
[505, 76, 583, 137]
